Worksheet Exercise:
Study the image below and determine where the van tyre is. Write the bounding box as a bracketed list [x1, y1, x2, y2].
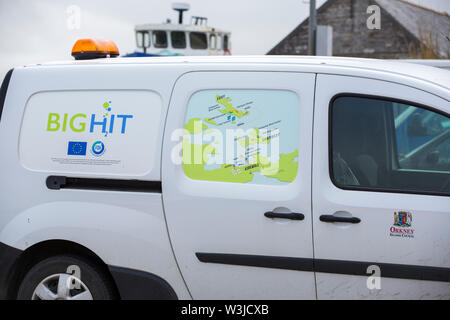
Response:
[17, 255, 116, 300]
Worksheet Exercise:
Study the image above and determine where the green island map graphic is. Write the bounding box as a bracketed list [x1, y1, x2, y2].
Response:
[183, 91, 299, 184]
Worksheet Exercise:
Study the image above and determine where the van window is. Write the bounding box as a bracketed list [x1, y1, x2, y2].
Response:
[190, 32, 207, 49]
[331, 96, 450, 195]
[182, 90, 300, 185]
[171, 31, 186, 49]
[153, 31, 168, 48]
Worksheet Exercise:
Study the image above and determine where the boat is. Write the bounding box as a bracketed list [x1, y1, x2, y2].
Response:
[124, 3, 231, 57]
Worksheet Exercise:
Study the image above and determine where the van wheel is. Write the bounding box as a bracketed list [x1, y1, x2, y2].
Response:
[17, 255, 116, 300]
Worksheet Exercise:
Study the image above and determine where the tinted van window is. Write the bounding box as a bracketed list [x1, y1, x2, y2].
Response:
[331, 96, 450, 195]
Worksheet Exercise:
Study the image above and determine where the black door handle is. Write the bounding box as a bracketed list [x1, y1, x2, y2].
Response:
[319, 215, 361, 224]
[264, 212, 305, 221]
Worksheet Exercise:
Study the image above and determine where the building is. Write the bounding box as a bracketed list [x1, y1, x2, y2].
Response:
[268, 0, 450, 59]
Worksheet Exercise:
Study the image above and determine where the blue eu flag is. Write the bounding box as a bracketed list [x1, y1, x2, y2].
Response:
[67, 141, 87, 155]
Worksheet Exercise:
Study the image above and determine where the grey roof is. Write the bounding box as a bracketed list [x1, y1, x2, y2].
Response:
[268, 0, 450, 58]
[375, 0, 450, 57]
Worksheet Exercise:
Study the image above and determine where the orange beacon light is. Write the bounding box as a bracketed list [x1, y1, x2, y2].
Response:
[71, 39, 120, 60]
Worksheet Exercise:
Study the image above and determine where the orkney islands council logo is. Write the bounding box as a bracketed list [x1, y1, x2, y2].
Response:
[390, 211, 414, 238]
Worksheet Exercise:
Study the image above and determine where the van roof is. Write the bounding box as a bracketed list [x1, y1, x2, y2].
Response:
[25, 55, 450, 91]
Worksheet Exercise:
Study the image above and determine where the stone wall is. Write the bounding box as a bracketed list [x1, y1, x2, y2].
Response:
[268, 0, 420, 58]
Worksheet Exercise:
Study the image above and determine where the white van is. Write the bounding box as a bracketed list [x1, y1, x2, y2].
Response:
[391, 59, 450, 71]
[0, 50, 449, 300]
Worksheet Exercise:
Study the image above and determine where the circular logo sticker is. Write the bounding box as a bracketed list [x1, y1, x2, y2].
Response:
[91, 141, 105, 156]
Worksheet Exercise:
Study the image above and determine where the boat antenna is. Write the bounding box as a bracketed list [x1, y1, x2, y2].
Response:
[172, 2, 190, 24]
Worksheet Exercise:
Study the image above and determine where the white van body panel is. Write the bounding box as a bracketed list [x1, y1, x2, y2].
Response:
[0, 193, 191, 299]
[162, 71, 316, 299]
[390, 59, 450, 71]
[0, 56, 448, 299]
[0, 65, 191, 299]
[37, 56, 450, 95]
[313, 74, 450, 299]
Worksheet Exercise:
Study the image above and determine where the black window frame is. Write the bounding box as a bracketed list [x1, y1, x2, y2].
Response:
[152, 30, 168, 48]
[171, 31, 186, 49]
[189, 32, 208, 50]
[328, 93, 450, 197]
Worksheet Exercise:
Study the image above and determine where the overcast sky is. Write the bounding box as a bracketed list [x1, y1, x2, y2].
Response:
[0, 0, 449, 80]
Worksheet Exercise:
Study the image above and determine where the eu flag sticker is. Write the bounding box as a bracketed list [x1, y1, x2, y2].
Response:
[67, 141, 87, 156]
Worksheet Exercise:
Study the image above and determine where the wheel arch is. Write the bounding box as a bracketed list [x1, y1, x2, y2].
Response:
[6, 239, 119, 299]
[5, 239, 178, 300]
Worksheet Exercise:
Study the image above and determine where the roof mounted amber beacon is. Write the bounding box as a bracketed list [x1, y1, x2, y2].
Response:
[71, 39, 120, 60]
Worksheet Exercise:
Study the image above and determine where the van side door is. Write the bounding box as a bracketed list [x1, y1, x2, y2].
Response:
[313, 74, 450, 299]
[162, 71, 316, 299]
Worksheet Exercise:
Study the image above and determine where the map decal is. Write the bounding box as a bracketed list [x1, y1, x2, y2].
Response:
[182, 90, 300, 185]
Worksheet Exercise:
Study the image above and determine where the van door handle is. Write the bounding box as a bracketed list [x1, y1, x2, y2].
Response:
[264, 212, 305, 221]
[319, 215, 361, 224]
